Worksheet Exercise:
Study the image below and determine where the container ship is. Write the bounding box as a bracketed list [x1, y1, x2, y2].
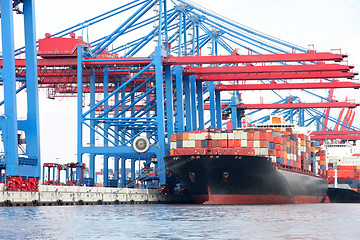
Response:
[320, 141, 360, 203]
[165, 117, 328, 204]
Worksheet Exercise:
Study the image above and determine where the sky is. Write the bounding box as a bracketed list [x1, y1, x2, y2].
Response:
[2, 0, 360, 166]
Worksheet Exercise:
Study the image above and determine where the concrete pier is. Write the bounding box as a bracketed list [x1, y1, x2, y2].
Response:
[0, 185, 193, 207]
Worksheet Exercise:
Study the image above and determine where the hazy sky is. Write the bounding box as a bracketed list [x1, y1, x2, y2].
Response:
[4, 0, 360, 165]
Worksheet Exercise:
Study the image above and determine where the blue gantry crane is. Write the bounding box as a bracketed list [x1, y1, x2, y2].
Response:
[0, 0, 40, 190]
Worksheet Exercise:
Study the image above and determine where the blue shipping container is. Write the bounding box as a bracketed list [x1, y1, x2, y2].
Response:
[276, 157, 284, 164]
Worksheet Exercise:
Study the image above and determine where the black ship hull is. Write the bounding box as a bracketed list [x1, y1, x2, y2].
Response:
[165, 155, 328, 204]
[327, 187, 360, 203]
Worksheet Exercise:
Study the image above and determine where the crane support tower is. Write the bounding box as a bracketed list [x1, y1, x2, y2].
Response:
[0, 0, 41, 190]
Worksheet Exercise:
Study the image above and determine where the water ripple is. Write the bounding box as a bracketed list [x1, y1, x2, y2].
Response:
[1, 204, 360, 239]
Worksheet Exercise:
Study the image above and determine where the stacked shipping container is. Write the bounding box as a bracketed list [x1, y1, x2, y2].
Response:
[169, 128, 323, 175]
[328, 166, 360, 192]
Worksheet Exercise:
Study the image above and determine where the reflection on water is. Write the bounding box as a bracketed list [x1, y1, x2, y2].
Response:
[1, 204, 360, 239]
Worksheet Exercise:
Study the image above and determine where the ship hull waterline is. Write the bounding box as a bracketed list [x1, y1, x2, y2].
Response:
[165, 155, 328, 205]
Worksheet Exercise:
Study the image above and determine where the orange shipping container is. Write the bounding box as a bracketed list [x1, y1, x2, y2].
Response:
[183, 132, 189, 140]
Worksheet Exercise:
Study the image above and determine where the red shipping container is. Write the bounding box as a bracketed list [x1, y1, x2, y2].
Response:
[283, 158, 287, 165]
[208, 140, 215, 148]
[260, 132, 272, 141]
[254, 132, 260, 140]
[274, 137, 283, 144]
[298, 134, 306, 140]
[260, 140, 269, 148]
[247, 133, 254, 140]
[247, 140, 254, 148]
[328, 170, 355, 178]
[228, 140, 235, 148]
[234, 140, 241, 147]
[176, 132, 183, 140]
[195, 140, 202, 148]
[221, 140, 228, 148]
[268, 149, 276, 156]
[282, 131, 290, 136]
[170, 134, 177, 142]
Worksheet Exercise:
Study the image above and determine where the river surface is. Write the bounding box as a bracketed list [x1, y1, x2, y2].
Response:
[1, 204, 360, 240]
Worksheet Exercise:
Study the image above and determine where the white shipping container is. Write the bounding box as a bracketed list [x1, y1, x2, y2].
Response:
[170, 142, 177, 149]
[254, 141, 260, 148]
[201, 132, 209, 140]
[189, 133, 196, 140]
[195, 133, 201, 140]
[228, 133, 235, 140]
[270, 156, 277, 163]
[189, 140, 196, 148]
[260, 148, 268, 156]
[234, 131, 241, 140]
[221, 133, 228, 140]
[240, 132, 248, 140]
[183, 140, 189, 148]
[0, 183, 4, 191]
[214, 133, 221, 140]
[241, 140, 247, 147]
[254, 148, 261, 156]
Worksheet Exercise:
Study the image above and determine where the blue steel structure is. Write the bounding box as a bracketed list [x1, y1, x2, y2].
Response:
[66, 0, 357, 186]
[0, 0, 41, 184]
[0, 0, 357, 188]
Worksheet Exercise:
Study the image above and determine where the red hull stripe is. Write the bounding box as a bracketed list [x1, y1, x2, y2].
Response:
[193, 194, 324, 204]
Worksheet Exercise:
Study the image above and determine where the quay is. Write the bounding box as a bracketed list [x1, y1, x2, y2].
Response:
[0, 185, 192, 207]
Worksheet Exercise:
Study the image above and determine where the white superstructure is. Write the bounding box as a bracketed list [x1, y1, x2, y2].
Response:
[323, 141, 360, 167]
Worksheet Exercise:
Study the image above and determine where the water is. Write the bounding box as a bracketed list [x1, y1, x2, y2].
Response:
[1, 204, 360, 240]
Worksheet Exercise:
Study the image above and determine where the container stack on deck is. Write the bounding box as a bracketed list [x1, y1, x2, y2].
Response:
[328, 167, 360, 192]
[169, 127, 325, 176]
